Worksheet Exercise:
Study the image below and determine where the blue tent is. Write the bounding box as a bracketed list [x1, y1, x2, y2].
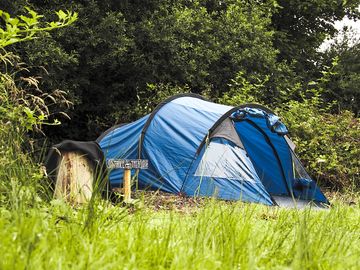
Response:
[97, 94, 328, 206]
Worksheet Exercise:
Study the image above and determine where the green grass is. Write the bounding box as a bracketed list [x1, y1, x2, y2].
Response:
[0, 197, 359, 270]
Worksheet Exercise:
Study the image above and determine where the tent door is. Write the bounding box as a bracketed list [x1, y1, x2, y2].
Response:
[234, 120, 291, 196]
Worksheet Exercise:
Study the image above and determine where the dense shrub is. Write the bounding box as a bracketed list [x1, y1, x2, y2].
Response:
[279, 98, 359, 189]
[3, 0, 290, 140]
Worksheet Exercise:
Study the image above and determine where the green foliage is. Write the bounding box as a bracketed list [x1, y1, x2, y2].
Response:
[0, 6, 77, 136]
[4, 0, 283, 140]
[0, 8, 76, 207]
[218, 71, 269, 105]
[1, 0, 359, 141]
[0, 7, 77, 135]
[0, 55, 68, 131]
[0, 58, 52, 208]
[0, 8, 77, 48]
[272, 0, 360, 80]
[279, 96, 360, 189]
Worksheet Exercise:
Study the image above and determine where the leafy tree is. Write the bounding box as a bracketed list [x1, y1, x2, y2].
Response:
[272, 0, 360, 81]
[2, 0, 358, 142]
[0, 7, 77, 131]
[322, 27, 360, 115]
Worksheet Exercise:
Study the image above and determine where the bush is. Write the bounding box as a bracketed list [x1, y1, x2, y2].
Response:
[0, 55, 48, 208]
[278, 97, 359, 190]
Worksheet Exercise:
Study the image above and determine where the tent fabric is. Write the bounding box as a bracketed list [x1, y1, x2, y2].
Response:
[96, 123, 128, 143]
[285, 136, 296, 151]
[290, 151, 328, 202]
[183, 138, 273, 205]
[99, 115, 150, 188]
[231, 108, 289, 135]
[235, 120, 290, 196]
[98, 94, 329, 206]
[210, 118, 244, 149]
[234, 114, 327, 203]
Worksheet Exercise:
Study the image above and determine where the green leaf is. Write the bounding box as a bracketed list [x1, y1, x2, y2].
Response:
[8, 18, 19, 27]
[0, 10, 10, 21]
[25, 7, 42, 20]
[56, 10, 67, 21]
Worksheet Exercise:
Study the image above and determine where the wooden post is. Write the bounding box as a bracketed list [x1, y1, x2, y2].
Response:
[106, 158, 148, 203]
[54, 151, 94, 204]
[123, 163, 131, 203]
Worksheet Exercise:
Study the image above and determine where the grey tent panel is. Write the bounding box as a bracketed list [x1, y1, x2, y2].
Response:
[284, 136, 296, 151]
[210, 118, 244, 149]
[194, 141, 257, 182]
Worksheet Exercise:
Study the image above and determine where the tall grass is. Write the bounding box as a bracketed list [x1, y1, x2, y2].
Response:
[0, 197, 359, 269]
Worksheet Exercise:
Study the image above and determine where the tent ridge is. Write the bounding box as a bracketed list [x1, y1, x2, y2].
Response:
[137, 93, 206, 159]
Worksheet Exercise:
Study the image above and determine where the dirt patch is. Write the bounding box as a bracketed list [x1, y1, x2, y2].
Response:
[112, 189, 210, 212]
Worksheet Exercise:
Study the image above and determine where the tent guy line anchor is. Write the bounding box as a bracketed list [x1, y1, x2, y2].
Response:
[107, 159, 148, 203]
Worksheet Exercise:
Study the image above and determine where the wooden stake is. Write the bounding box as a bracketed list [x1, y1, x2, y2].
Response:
[123, 163, 131, 203]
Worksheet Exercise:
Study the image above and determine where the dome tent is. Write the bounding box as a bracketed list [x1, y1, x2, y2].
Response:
[97, 94, 328, 206]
